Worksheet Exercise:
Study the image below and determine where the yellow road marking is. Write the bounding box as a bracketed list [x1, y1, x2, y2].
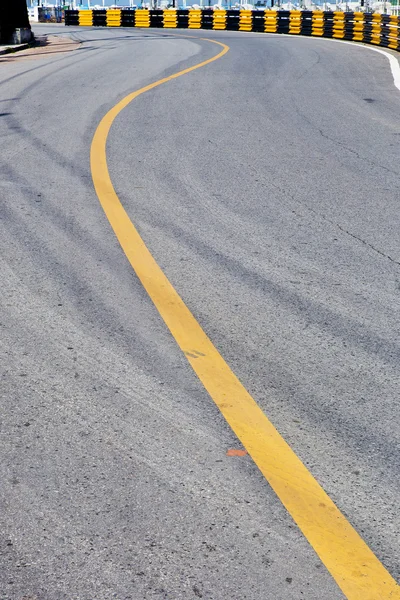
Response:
[90, 36, 400, 600]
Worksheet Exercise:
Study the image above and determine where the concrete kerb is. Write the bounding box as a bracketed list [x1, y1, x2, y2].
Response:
[0, 43, 31, 55]
[0, 33, 81, 61]
[0, 27, 35, 54]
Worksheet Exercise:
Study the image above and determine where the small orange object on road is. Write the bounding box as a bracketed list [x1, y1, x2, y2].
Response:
[226, 449, 248, 457]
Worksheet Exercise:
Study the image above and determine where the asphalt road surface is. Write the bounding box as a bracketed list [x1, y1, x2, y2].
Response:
[1, 24, 399, 600]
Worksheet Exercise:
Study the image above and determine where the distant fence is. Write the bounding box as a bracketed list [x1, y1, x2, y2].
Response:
[39, 7, 64, 23]
[64, 8, 400, 51]
[27, 7, 64, 23]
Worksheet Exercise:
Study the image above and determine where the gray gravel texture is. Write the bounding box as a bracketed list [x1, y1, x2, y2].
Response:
[1, 24, 399, 600]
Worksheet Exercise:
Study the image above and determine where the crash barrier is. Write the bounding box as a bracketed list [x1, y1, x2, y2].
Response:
[64, 9, 400, 52]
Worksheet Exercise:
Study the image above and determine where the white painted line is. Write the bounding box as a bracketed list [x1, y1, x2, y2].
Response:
[327, 39, 400, 92]
[265, 33, 400, 93]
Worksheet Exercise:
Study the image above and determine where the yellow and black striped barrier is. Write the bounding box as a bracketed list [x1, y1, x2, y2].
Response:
[65, 9, 400, 52]
[106, 9, 121, 27]
[77, 9, 93, 27]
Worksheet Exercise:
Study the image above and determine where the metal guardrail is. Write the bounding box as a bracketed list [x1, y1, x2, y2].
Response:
[64, 8, 400, 51]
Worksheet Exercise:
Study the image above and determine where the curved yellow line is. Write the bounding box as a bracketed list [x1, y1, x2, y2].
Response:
[90, 36, 400, 599]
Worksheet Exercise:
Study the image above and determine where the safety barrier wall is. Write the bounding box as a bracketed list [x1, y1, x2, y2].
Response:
[64, 9, 400, 51]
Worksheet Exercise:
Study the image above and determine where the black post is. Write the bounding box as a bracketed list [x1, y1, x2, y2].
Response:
[0, 0, 32, 44]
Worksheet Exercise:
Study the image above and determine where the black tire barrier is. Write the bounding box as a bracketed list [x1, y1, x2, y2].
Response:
[177, 10, 189, 29]
[93, 10, 107, 27]
[121, 9, 135, 27]
[65, 9, 79, 27]
[301, 11, 313, 36]
[252, 10, 266, 33]
[202, 9, 214, 30]
[277, 11, 290, 34]
[226, 10, 240, 31]
[64, 9, 400, 53]
[150, 9, 163, 28]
